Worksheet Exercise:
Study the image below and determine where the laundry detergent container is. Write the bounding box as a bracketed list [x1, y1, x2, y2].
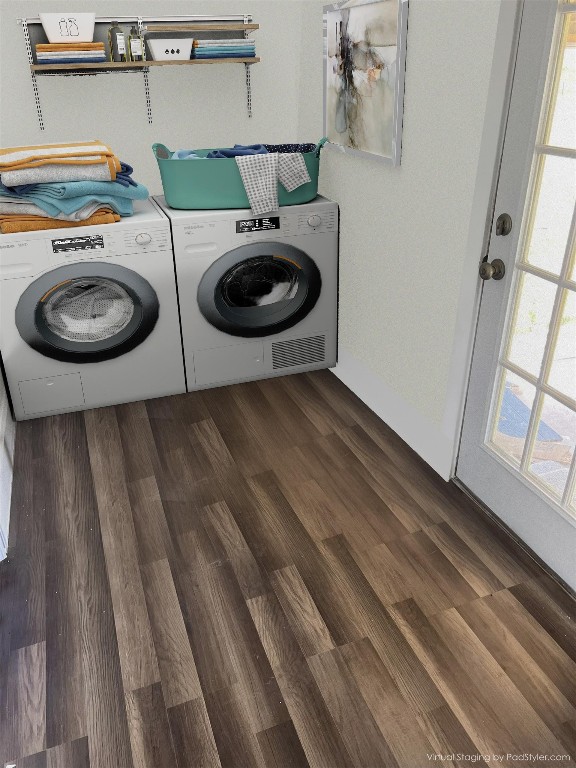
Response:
[152, 140, 327, 210]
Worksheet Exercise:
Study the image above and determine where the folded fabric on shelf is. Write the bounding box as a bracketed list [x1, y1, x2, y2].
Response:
[193, 39, 255, 45]
[36, 42, 105, 51]
[2, 161, 136, 193]
[1, 159, 117, 187]
[194, 51, 256, 59]
[36, 57, 108, 64]
[0, 209, 120, 234]
[36, 51, 107, 58]
[206, 144, 268, 159]
[235, 153, 279, 216]
[0, 141, 118, 171]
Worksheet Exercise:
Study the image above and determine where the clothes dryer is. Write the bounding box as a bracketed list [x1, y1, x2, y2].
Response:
[0, 198, 186, 419]
[155, 195, 338, 390]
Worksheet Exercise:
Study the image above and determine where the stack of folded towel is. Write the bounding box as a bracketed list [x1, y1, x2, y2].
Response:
[192, 39, 256, 59]
[35, 42, 107, 65]
[0, 141, 148, 234]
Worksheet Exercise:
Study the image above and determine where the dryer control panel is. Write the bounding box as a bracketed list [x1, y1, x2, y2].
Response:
[233, 208, 337, 242]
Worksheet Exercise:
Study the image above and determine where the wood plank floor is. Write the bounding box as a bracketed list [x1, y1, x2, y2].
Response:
[0, 369, 575, 768]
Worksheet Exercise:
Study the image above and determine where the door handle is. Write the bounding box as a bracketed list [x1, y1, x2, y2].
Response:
[479, 258, 506, 281]
[495, 213, 512, 236]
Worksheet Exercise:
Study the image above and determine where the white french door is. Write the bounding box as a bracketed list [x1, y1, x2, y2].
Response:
[458, 0, 576, 589]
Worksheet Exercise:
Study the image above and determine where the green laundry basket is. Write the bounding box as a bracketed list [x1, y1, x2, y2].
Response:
[152, 139, 328, 210]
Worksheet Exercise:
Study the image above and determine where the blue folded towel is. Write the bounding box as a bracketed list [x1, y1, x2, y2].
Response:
[194, 52, 256, 59]
[3, 161, 137, 194]
[206, 144, 268, 159]
[12, 180, 148, 200]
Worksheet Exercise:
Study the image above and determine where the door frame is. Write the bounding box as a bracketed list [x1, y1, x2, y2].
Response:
[445, 0, 527, 479]
[455, 0, 576, 589]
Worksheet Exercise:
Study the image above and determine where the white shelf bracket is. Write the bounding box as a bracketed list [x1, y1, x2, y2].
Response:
[244, 14, 253, 118]
[19, 18, 45, 131]
[137, 16, 153, 124]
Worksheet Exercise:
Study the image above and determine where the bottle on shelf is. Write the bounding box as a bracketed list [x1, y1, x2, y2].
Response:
[128, 26, 144, 61]
[108, 21, 129, 62]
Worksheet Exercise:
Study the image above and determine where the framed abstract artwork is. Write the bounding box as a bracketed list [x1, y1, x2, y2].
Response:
[323, 0, 409, 164]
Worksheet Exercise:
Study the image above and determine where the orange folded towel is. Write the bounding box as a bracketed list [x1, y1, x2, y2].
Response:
[0, 141, 119, 173]
[36, 43, 105, 51]
[0, 209, 120, 234]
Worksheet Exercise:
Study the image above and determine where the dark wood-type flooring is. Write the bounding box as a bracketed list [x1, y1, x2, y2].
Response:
[1, 370, 575, 768]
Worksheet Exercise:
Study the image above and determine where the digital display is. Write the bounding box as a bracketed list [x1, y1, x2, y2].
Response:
[52, 234, 104, 253]
[236, 217, 280, 233]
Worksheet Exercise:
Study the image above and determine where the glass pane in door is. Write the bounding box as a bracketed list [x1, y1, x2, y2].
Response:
[505, 273, 556, 376]
[485, 5, 576, 517]
[523, 155, 576, 274]
[547, 289, 576, 399]
[528, 394, 576, 499]
[490, 369, 537, 466]
[546, 12, 576, 148]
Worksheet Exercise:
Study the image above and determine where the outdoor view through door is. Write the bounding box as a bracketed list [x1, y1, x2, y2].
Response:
[488, 9, 576, 516]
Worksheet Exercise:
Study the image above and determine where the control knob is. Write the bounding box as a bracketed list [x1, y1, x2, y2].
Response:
[135, 232, 152, 245]
[307, 214, 322, 228]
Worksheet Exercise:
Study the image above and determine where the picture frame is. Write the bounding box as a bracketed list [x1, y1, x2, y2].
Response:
[323, 0, 409, 165]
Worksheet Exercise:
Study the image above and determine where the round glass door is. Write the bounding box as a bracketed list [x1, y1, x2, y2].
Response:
[42, 277, 135, 342]
[16, 262, 159, 363]
[197, 242, 322, 338]
[220, 256, 300, 308]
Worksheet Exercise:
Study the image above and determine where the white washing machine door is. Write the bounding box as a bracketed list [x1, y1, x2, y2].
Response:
[197, 241, 322, 338]
[15, 262, 159, 363]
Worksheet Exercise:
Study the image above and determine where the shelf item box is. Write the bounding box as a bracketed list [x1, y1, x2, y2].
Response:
[39, 13, 96, 43]
[146, 37, 194, 61]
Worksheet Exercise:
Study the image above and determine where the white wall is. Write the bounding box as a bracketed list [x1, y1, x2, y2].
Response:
[298, 0, 516, 479]
[0, 0, 308, 194]
[0, 370, 15, 559]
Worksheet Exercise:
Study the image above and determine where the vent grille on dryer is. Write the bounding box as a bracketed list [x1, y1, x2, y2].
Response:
[272, 335, 326, 369]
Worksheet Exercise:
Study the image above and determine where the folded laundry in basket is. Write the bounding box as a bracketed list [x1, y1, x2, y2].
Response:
[0, 209, 120, 234]
[206, 144, 268, 159]
[171, 150, 205, 160]
[235, 153, 279, 216]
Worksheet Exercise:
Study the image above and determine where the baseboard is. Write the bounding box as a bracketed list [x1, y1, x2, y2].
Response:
[333, 347, 454, 480]
[453, 477, 576, 601]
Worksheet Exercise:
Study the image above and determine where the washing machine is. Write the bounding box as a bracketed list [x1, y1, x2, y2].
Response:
[0, 198, 186, 420]
[155, 195, 338, 391]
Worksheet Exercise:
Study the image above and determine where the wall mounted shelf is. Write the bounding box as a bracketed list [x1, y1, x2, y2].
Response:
[18, 14, 259, 130]
[31, 58, 261, 73]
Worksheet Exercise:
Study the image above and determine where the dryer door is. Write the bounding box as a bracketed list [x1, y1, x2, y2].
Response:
[197, 241, 322, 338]
[16, 262, 159, 363]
